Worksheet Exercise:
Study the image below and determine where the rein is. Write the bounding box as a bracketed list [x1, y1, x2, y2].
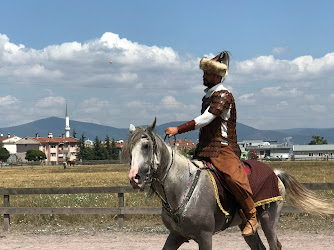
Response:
[145, 132, 202, 224]
[143, 132, 174, 185]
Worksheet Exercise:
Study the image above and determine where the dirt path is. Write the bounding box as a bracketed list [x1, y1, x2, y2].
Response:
[0, 230, 333, 249]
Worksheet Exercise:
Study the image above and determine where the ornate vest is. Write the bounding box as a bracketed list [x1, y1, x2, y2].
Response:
[195, 89, 241, 158]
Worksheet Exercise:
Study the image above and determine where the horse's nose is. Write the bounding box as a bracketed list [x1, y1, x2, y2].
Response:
[135, 174, 141, 181]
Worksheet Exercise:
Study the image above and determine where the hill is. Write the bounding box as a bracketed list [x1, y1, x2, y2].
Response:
[0, 117, 129, 141]
[1, 117, 333, 144]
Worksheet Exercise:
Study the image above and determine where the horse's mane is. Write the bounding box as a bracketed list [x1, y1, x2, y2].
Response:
[121, 127, 145, 163]
[121, 127, 172, 166]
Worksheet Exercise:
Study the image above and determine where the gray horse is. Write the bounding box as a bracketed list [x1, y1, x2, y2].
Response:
[122, 118, 334, 250]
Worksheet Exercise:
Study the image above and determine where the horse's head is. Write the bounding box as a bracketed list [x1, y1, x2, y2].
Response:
[122, 118, 158, 189]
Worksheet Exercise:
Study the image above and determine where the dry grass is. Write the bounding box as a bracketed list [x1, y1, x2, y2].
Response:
[0, 162, 333, 233]
[265, 160, 334, 183]
[0, 164, 130, 188]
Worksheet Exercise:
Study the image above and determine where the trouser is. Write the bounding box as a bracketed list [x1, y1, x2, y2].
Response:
[210, 145, 254, 210]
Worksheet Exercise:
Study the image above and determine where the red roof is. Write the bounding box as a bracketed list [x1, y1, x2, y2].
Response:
[35, 137, 78, 143]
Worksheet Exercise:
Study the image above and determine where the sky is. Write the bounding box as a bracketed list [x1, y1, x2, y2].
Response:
[1, 0, 334, 131]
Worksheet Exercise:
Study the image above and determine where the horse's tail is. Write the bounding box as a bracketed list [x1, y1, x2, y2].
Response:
[274, 169, 334, 215]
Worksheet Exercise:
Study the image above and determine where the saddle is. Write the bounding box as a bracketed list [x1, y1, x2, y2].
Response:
[202, 160, 283, 218]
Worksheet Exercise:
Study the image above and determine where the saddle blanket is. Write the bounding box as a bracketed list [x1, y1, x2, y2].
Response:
[209, 160, 283, 208]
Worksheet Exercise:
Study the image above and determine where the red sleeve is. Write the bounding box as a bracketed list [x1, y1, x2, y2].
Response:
[177, 120, 195, 134]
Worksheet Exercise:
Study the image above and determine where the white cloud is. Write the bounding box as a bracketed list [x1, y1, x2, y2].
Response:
[276, 101, 288, 109]
[238, 93, 256, 104]
[260, 86, 302, 97]
[36, 96, 66, 108]
[309, 104, 327, 113]
[161, 96, 182, 110]
[272, 47, 288, 55]
[233, 53, 334, 83]
[0, 95, 19, 105]
[1, 32, 334, 129]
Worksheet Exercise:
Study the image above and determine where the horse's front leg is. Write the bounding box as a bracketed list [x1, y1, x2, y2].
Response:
[162, 231, 189, 250]
[195, 230, 213, 250]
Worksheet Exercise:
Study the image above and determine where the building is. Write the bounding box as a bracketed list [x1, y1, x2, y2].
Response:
[0, 134, 22, 154]
[16, 137, 41, 162]
[172, 138, 197, 152]
[293, 144, 334, 160]
[16, 133, 78, 164]
[15, 105, 78, 164]
[241, 140, 292, 160]
[35, 133, 78, 164]
[0, 134, 22, 163]
[84, 139, 94, 148]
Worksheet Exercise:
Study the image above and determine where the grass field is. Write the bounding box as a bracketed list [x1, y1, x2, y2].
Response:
[0, 161, 333, 233]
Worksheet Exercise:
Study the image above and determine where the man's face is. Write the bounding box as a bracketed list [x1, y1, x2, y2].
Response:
[203, 71, 222, 88]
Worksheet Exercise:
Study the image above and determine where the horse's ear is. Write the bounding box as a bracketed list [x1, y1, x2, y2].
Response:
[148, 117, 156, 131]
[129, 124, 136, 133]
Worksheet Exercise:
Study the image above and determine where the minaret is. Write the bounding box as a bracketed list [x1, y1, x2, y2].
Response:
[65, 104, 70, 137]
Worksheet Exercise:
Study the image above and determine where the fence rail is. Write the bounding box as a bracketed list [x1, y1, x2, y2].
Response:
[1, 183, 333, 231]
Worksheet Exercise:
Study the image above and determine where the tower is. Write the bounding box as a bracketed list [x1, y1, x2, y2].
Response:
[65, 104, 70, 137]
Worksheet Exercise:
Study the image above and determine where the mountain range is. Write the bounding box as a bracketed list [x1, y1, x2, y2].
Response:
[1, 117, 333, 145]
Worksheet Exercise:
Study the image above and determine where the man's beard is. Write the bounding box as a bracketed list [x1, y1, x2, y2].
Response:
[203, 81, 216, 88]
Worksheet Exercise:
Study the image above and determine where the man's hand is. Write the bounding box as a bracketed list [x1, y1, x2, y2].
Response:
[165, 127, 178, 137]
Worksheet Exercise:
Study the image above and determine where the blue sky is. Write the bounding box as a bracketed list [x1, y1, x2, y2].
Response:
[1, 0, 334, 131]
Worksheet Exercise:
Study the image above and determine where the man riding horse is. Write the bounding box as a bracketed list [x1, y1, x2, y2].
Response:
[165, 51, 259, 236]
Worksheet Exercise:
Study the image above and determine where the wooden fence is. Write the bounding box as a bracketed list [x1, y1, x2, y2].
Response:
[0, 183, 333, 231]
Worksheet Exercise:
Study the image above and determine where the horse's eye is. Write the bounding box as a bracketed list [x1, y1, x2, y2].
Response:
[143, 143, 149, 149]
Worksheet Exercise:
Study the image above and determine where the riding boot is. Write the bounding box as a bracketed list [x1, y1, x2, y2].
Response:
[239, 196, 259, 236]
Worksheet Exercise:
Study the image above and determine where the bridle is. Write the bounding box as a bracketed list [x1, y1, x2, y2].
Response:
[133, 129, 202, 225]
[141, 130, 175, 186]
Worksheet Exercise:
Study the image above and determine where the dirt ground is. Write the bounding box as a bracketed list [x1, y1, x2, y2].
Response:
[0, 230, 333, 250]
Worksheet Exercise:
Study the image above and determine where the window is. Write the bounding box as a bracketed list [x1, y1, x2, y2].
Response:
[319, 153, 323, 156]
[51, 145, 56, 149]
[309, 153, 313, 156]
[51, 153, 56, 157]
[71, 152, 76, 156]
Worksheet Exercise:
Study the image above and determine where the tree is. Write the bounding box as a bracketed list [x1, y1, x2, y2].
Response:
[308, 135, 328, 145]
[111, 138, 119, 160]
[94, 136, 103, 160]
[0, 142, 10, 163]
[105, 135, 112, 160]
[77, 133, 86, 160]
[25, 150, 46, 162]
[72, 129, 77, 138]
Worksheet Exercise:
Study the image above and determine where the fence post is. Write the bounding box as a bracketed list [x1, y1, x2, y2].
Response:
[4, 194, 10, 231]
[118, 192, 124, 228]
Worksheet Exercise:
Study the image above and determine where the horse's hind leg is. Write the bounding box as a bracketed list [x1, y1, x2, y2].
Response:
[258, 202, 283, 250]
[162, 231, 189, 250]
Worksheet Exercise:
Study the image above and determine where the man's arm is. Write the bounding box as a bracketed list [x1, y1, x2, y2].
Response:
[164, 108, 217, 137]
[165, 90, 232, 137]
[165, 120, 195, 137]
